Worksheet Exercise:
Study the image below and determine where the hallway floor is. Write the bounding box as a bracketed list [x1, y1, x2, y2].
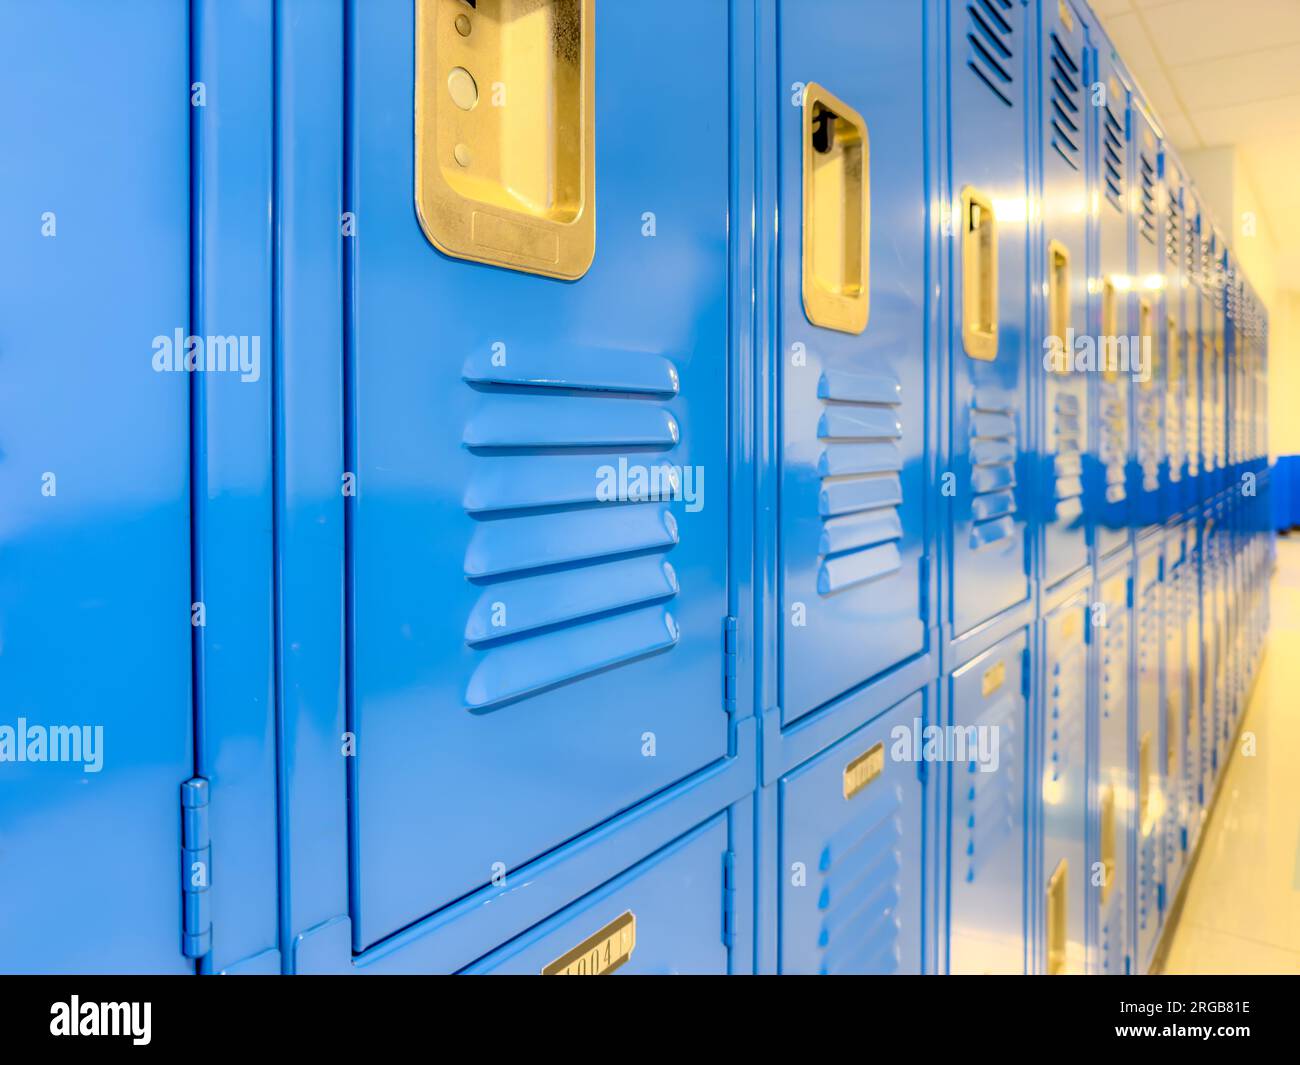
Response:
[1161, 534, 1300, 974]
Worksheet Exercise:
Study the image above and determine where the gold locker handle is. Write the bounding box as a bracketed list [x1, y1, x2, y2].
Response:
[961, 187, 998, 360]
[1047, 858, 1068, 975]
[414, 0, 595, 280]
[801, 83, 869, 334]
[1047, 239, 1070, 372]
[1166, 695, 1178, 776]
[1167, 314, 1181, 394]
[1100, 785, 1116, 905]
[1101, 277, 1119, 380]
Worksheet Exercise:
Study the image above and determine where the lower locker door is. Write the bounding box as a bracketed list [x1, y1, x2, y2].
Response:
[1042, 596, 1088, 975]
[948, 632, 1027, 974]
[1163, 558, 1188, 895]
[1097, 569, 1130, 974]
[348, 0, 732, 947]
[1134, 550, 1162, 971]
[778, 692, 926, 975]
[463, 816, 730, 975]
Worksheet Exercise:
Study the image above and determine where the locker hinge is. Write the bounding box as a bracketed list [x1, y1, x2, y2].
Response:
[722, 849, 737, 948]
[1126, 576, 1135, 608]
[1022, 648, 1031, 699]
[181, 777, 212, 959]
[723, 616, 738, 714]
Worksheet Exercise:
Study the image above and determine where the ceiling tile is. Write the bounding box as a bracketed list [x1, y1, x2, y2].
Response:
[1100, 12, 1185, 116]
[1169, 43, 1300, 112]
[1156, 108, 1200, 150]
[1191, 93, 1300, 145]
[1139, 0, 1300, 66]
[1089, 0, 1136, 16]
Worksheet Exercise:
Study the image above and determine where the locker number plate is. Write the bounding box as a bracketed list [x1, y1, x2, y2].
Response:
[843, 742, 885, 800]
[543, 912, 636, 976]
[982, 660, 1006, 697]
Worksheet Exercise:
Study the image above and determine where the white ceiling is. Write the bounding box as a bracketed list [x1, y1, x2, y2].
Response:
[1091, 0, 1300, 291]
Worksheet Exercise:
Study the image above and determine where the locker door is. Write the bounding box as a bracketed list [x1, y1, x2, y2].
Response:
[347, 0, 733, 948]
[1184, 523, 1205, 844]
[1094, 58, 1131, 559]
[1163, 534, 1189, 895]
[1041, 593, 1088, 974]
[1162, 163, 1186, 522]
[1039, 0, 1090, 589]
[947, 0, 1032, 637]
[0, 1, 195, 973]
[779, 692, 927, 974]
[1185, 198, 1202, 502]
[1132, 111, 1163, 533]
[1095, 567, 1130, 974]
[777, 0, 929, 725]
[948, 630, 1027, 974]
[462, 816, 730, 975]
[1134, 547, 1162, 970]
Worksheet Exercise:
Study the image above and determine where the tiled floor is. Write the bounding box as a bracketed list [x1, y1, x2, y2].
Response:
[1160, 535, 1300, 974]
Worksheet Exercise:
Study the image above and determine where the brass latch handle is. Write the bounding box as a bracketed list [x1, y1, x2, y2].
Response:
[801, 83, 869, 334]
[961, 187, 998, 360]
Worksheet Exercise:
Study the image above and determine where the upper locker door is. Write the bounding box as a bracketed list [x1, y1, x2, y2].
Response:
[1162, 159, 1186, 521]
[777, 0, 929, 724]
[1132, 108, 1163, 533]
[948, 0, 1032, 637]
[1185, 193, 1202, 499]
[348, 0, 733, 948]
[1040, 0, 1090, 589]
[1094, 55, 1131, 559]
[0, 1, 194, 973]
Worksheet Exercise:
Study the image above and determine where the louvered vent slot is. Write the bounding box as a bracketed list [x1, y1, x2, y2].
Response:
[966, 0, 1016, 108]
[1051, 392, 1084, 523]
[1139, 153, 1157, 245]
[961, 696, 1018, 882]
[815, 370, 905, 595]
[1165, 194, 1180, 265]
[1047, 31, 1082, 170]
[1047, 634, 1085, 785]
[1103, 102, 1125, 212]
[1184, 215, 1195, 278]
[815, 784, 905, 975]
[459, 350, 683, 710]
[968, 393, 1018, 550]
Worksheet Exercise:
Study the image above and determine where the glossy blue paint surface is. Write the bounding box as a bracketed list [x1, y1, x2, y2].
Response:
[0, 0, 1278, 977]
[0, 0, 194, 974]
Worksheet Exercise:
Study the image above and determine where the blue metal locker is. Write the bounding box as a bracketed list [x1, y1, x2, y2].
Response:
[1133, 544, 1162, 972]
[1094, 563, 1130, 974]
[1093, 51, 1131, 560]
[1038, 0, 1091, 591]
[1185, 193, 1204, 505]
[778, 690, 930, 974]
[947, 628, 1027, 974]
[342, 0, 743, 951]
[1040, 588, 1089, 974]
[775, 0, 932, 729]
[945, 0, 1033, 640]
[1130, 105, 1163, 536]
[0, 1, 198, 974]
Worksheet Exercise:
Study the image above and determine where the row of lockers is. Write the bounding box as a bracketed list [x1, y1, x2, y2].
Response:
[0, 0, 1273, 973]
